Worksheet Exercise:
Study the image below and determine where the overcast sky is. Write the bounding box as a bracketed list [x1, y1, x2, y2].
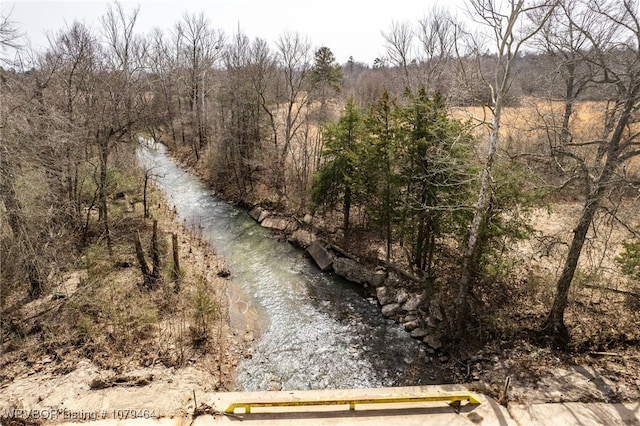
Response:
[3, 0, 471, 65]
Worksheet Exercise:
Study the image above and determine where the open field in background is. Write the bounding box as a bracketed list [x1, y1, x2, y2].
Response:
[452, 99, 640, 172]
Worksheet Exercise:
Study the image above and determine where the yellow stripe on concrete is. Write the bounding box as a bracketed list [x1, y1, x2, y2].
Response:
[224, 392, 482, 414]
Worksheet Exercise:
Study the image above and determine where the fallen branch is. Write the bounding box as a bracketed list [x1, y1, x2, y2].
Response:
[589, 352, 640, 360]
[89, 374, 153, 389]
[328, 243, 359, 262]
[379, 259, 424, 283]
[584, 284, 640, 299]
[589, 351, 622, 357]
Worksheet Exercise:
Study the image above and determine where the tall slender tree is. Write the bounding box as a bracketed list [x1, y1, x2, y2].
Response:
[456, 0, 556, 325]
[364, 89, 403, 261]
[272, 31, 313, 199]
[312, 98, 365, 244]
[174, 12, 224, 159]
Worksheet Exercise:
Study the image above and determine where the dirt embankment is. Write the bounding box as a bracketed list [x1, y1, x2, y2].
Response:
[0, 188, 258, 419]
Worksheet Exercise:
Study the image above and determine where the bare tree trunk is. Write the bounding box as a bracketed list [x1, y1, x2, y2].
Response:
[455, 0, 555, 328]
[542, 194, 599, 343]
[151, 219, 160, 284]
[98, 137, 112, 254]
[560, 71, 575, 147]
[543, 82, 637, 342]
[0, 145, 45, 298]
[143, 171, 150, 219]
[172, 232, 181, 292]
[456, 114, 500, 319]
[343, 186, 351, 247]
[134, 230, 152, 289]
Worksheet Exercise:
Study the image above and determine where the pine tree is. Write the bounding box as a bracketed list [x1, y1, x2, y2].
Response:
[312, 97, 364, 244]
[363, 89, 403, 261]
[397, 88, 474, 276]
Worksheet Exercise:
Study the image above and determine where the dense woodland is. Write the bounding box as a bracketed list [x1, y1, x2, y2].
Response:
[2, 0, 640, 352]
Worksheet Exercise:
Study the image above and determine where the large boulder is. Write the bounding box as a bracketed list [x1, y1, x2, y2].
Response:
[307, 242, 334, 271]
[333, 257, 369, 284]
[288, 229, 317, 248]
[261, 216, 296, 232]
[249, 206, 265, 222]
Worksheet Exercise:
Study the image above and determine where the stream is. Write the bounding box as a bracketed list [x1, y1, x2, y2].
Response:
[138, 141, 437, 391]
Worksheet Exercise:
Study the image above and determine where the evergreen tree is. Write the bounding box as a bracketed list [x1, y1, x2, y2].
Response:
[310, 46, 343, 94]
[363, 89, 403, 261]
[312, 97, 364, 244]
[397, 88, 474, 276]
[311, 46, 343, 121]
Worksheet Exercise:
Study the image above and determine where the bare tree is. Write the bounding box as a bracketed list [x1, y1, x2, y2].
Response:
[44, 22, 99, 238]
[543, 0, 640, 342]
[416, 7, 463, 96]
[456, 0, 556, 324]
[382, 20, 416, 89]
[535, 0, 596, 167]
[0, 10, 22, 55]
[174, 12, 225, 159]
[272, 31, 313, 200]
[148, 28, 181, 145]
[95, 0, 149, 253]
[218, 29, 266, 195]
[0, 23, 85, 298]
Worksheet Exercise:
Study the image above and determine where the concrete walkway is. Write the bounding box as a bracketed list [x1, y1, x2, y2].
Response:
[203, 385, 515, 425]
[13, 385, 639, 425]
[509, 401, 640, 425]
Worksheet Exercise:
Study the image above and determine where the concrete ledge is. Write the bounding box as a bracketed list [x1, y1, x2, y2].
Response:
[509, 402, 640, 426]
[205, 385, 514, 425]
[46, 385, 515, 425]
[29, 388, 640, 425]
